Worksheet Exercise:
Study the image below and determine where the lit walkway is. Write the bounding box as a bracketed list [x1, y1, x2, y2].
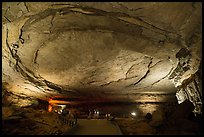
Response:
[65, 119, 123, 135]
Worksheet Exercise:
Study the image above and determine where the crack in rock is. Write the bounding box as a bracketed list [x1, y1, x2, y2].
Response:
[100, 78, 124, 87]
[24, 2, 30, 12]
[151, 66, 174, 86]
[4, 16, 11, 22]
[33, 49, 39, 65]
[133, 59, 152, 85]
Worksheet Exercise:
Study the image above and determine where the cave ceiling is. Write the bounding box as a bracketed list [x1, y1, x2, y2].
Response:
[2, 2, 202, 106]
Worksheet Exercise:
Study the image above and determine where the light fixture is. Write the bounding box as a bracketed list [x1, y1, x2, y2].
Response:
[131, 112, 136, 116]
[48, 105, 52, 112]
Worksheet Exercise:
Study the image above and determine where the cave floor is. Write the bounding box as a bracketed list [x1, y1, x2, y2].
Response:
[2, 105, 202, 135]
[65, 119, 122, 135]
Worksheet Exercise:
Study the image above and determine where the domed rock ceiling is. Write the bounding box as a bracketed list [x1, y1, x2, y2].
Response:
[2, 2, 202, 115]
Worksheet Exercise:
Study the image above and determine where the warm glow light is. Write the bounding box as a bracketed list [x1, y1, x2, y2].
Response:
[131, 112, 136, 116]
[48, 105, 52, 112]
[49, 99, 71, 105]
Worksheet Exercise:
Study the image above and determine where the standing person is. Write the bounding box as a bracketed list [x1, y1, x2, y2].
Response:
[106, 114, 108, 120]
[62, 109, 67, 117]
[107, 113, 111, 120]
[96, 111, 99, 119]
[88, 110, 92, 119]
[74, 113, 77, 124]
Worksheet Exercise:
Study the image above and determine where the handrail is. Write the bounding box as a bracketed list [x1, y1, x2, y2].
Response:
[58, 114, 77, 127]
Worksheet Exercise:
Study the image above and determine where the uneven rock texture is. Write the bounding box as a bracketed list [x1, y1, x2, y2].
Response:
[2, 106, 74, 135]
[115, 100, 202, 135]
[2, 2, 202, 118]
[158, 100, 203, 135]
[116, 119, 156, 135]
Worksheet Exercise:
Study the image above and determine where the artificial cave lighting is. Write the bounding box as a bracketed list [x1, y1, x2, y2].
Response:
[131, 112, 136, 116]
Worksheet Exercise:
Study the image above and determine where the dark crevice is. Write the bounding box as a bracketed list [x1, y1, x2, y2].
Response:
[33, 49, 39, 65]
[4, 16, 11, 23]
[18, 28, 24, 44]
[5, 28, 15, 58]
[24, 2, 30, 12]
